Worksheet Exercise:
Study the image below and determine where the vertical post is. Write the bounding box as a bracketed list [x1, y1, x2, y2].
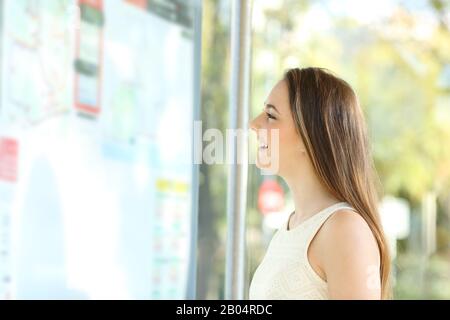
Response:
[422, 191, 437, 256]
[187, 0, 202, 300]
[225, 0, 252, 300]
[420, 191, 437, 296]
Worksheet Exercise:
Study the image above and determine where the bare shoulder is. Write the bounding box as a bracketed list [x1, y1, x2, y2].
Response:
[314, 209, 382, 299]
[321, 209, 379, 253]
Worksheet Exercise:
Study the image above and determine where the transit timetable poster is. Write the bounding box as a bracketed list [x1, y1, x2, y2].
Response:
[0, 0, 197, 299]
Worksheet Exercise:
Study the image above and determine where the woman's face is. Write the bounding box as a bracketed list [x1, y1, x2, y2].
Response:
[250, 80, 308, 176]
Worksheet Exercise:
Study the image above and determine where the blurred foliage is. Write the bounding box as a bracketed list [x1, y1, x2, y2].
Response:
[394, 253, 450, 299]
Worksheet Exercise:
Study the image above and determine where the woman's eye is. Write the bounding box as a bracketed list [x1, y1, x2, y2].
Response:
[266, 112, 276, 120]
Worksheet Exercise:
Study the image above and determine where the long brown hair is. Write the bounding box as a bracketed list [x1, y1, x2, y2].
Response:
[284, 67, 391, 299]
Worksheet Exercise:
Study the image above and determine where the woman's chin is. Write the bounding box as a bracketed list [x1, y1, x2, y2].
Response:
[255, 155, 279, 175]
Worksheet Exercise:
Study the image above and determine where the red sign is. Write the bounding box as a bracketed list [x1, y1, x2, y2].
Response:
[125, 0, 147, 9]
[0, 138, 18, 183]
[258, 180, 284, 215]
[74, 0, 104, 116]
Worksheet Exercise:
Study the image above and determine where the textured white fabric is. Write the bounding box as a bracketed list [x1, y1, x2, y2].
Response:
[249, 202, 355, 300]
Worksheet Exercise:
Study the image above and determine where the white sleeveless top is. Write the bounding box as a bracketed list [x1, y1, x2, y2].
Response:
[249, 202, 356, 300]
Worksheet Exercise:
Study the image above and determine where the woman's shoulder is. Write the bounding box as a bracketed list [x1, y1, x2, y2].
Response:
[320, 209, 379, 253]
[313, 208, 382, 298]
[313, 208, 380, 271]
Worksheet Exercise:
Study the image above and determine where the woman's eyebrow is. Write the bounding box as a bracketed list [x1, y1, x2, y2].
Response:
[264, 102, 280, 114]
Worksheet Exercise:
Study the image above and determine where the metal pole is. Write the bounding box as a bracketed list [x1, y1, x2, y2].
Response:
[186, 0, 203, 300]
[225, 0, 252, 300]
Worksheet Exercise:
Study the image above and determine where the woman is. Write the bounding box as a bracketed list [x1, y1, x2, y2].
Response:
[248, 67, 390, 300]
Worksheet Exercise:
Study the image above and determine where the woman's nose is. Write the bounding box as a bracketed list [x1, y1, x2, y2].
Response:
[249, 114, 260, 132]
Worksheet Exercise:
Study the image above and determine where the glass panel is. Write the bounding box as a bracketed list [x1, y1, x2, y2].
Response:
[0, 0, 199, 299]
